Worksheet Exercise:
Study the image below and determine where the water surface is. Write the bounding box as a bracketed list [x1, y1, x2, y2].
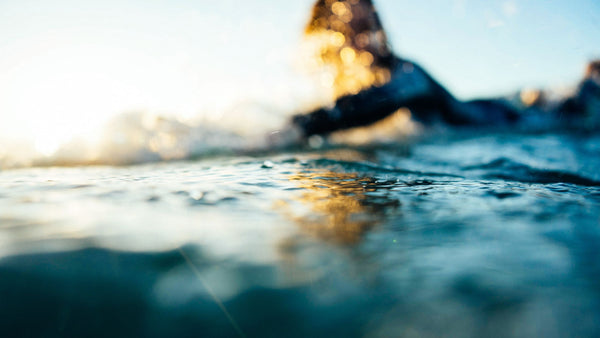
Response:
[1, 131, 600, 337]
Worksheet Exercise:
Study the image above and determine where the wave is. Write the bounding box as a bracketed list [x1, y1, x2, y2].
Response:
[463, 157, 600, 187]
[306, 158, 462, 178]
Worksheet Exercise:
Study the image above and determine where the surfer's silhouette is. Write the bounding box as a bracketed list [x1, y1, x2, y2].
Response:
[287, 0, 599, 139]
[560, 61, 600, 123]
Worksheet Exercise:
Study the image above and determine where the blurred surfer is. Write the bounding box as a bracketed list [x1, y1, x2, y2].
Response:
[559, 60, 600, 128]
[287, 0, 599, 140]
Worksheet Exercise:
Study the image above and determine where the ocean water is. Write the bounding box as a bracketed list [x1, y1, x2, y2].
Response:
[1, 130, 600, 337]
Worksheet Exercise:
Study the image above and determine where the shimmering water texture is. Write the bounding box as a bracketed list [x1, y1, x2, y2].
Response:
[1, 132, 600, 337]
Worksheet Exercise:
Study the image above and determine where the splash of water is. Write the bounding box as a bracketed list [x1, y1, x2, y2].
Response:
[0, 102, 296, 169]
[301, 0, 394, 101]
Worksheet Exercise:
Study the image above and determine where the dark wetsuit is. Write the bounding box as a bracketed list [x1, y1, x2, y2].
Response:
[292, 57, 522, 137]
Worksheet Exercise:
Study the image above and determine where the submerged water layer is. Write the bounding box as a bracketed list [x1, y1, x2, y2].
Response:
[1, 132, 600, 337]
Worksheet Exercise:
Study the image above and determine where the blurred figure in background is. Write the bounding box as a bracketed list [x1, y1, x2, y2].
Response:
[559, 61, 600, 128]
[288, 0, 599, 140]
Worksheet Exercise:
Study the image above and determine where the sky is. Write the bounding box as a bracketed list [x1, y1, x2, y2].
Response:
[0, 0, 599, 153]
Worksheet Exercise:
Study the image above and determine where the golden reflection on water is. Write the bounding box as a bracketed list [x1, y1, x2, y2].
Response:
[302, 0, 394, 100]
[283, 167, 399, 244]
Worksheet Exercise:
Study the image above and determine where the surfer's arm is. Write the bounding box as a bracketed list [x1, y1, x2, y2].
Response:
[292, 59, 522, 137]
[292, 61, 436, 137]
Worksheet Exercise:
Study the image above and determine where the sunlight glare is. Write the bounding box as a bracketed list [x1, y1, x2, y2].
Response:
[1, 43, 207, 157]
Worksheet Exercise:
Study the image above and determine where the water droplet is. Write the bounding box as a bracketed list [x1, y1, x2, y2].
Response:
[190, 191, 205, 200]
[262, 161, 274, 169]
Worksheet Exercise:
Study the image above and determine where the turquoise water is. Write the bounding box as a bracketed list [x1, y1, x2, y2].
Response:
[1, 131, 600, 337]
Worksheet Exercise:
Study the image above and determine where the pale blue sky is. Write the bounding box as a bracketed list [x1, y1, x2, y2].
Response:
[0, 0, 599, 150]
[379, 0, 600, 97]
